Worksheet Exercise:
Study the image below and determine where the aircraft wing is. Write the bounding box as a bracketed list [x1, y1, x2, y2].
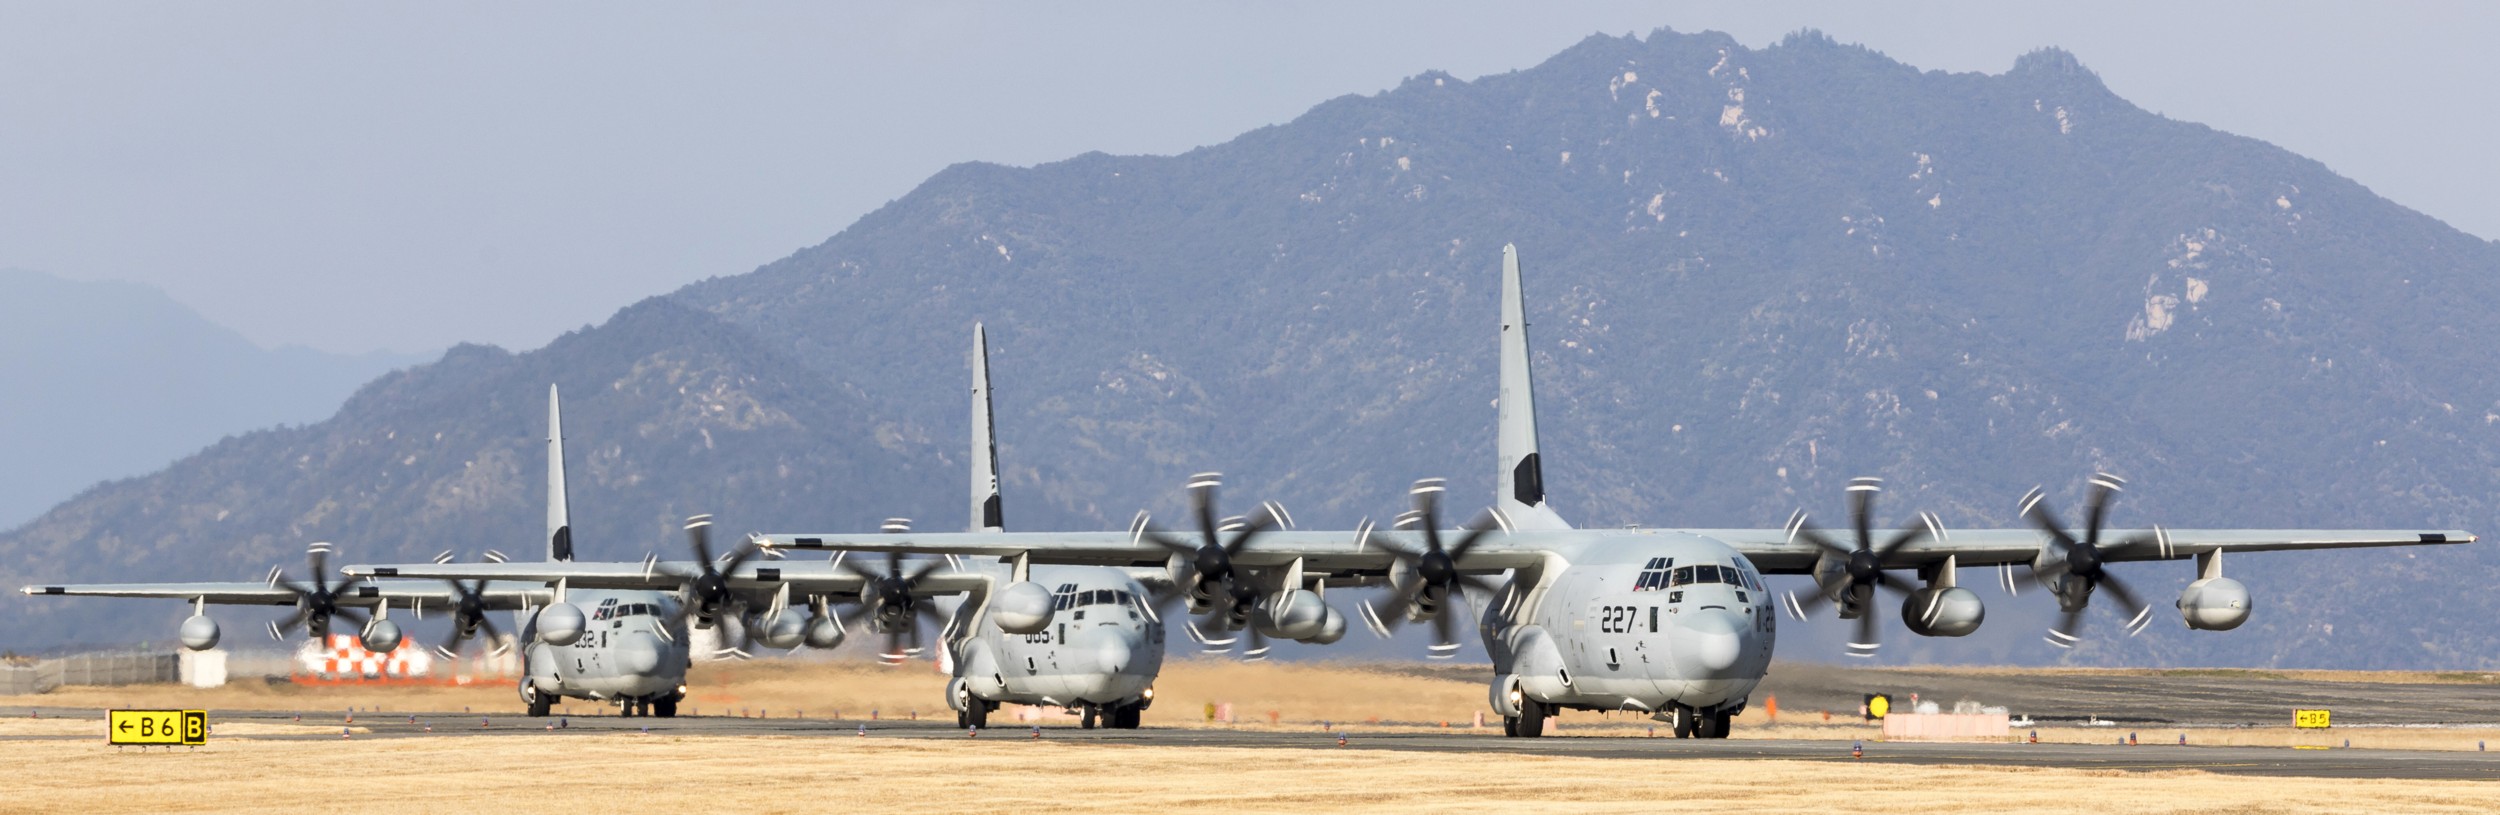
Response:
[18, 580, 550, 610]
[757, 526, 2473, 578]
[1689, 527, 2476, 574]
[343, 559, 991, 596]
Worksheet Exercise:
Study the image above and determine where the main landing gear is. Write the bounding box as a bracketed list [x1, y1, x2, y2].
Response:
[1078, 701, 1143, 730]
[958, 698, 996, 729]
[1667, 704, 1732, 739]
[615, 693, 681, 718]
[1503, 697, 1551, 738]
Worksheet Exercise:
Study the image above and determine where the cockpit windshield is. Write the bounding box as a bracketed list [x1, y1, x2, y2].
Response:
[1050, 587, 1141, 611]
[1669, 564, 1756, 589]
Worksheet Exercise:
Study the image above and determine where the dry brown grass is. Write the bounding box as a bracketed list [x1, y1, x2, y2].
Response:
[2, 734, 2495, 814]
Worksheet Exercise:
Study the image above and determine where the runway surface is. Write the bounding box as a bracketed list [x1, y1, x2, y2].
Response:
[19, 705, 2500, 780]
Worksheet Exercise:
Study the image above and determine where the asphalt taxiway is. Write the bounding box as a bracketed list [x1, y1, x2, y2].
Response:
[17, 706, 2499, 780]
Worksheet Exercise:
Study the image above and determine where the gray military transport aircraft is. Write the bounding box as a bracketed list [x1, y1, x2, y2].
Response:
[337, 385, 1006, 716]
[749, 244, 2477, 739]
[22, 386, 718, 717]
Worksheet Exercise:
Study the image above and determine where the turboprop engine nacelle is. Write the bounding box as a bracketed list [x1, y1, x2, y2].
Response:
[179, 614, 221, 651]
[360, 619, 404, 653]
[535, 601, 587, 646]
[990, 581, 1055, 635]
[756, 611, 807, 650]
[2177, 577, 2250, 631]
[1900, 587, 1985, 638]
[1260, 590, 1329, 640]
[1303, 605, 1347, 645]
[804, 614, 845, 649]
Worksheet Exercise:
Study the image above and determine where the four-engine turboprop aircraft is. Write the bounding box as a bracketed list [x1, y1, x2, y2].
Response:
[344, 385, 1008, 716]
[941, 324, 1171, 729]
[745, 243, 2476, 739]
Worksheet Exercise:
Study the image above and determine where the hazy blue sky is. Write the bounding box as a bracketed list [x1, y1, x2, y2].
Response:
[4, 3, 2492, 355]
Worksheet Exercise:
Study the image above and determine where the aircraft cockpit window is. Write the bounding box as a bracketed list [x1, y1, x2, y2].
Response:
[1670, 566, 1696, 587]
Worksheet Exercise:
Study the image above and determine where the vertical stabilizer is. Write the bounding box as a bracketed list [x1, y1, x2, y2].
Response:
[971, 324, 1004, 533]
[1497, 245, 1571, 531]
[546, 384, 575, 561]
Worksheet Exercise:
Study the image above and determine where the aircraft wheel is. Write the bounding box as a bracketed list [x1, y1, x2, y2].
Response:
[1113, 703, 1141, 729]
[1694, 709, 1724, 739]
[655, 697, 677, 718]
[964, 700, 990, 730]
[1710, 711, 1733, 739]
[526, 693, 552, 718]
[1512, 698, 1548, 738]
[1080, 705, 1099, 730]
[1501, 716, 1518, 737]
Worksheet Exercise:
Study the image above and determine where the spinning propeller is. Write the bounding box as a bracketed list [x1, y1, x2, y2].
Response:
[1136, 472, 1290, 659]
[1780, 477, 1940, 657]
[428, 550, 511, 658]
[834, 546, 952, 665]
[264, 542, 368, 643]
[2021, 473, 2157, 647]
[653, 514, 764, 657]
[1360, 478, 1504, 660]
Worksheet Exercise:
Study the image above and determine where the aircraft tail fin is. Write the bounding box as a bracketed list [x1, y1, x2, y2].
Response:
[546, 384, 575, 561]
[971, 324, 1004, 533]
[1496, 245, 1571, 531]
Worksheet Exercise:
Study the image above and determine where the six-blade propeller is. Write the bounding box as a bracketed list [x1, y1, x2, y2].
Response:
[1136, 473, 1291, 659]
[2021, 473, 2158, 647]
[428, 550, 511, 659]
[264, 542, 368, 643]
[1780, 477, 1940, 657]
[1360, 478, 1503, 659]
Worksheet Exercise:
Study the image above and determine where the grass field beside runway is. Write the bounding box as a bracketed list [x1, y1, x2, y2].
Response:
[4, 732, 2496, 814]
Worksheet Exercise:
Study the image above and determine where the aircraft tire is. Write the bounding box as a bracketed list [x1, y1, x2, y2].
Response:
[1501, 716, 1519, 737]
[1694, 710, 1723, 739]
[526, 693, 552, 718]
[1670, 706, 1696, 738]
[655, 698, 678, 718]
[1112, 703, 1141, 729]
[1512, 699, 1548, 738]
[1081, 705, 1098, 730]
[964, 700, 990, 730]
[1709, 711, 1732, 739]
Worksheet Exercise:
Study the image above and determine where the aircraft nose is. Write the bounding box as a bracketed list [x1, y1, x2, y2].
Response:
[615, 632, 664, 676]
[1676, 609, 1746, 675]
[1069, 624, 1137, 675]
[1094, 635, 1132, 674]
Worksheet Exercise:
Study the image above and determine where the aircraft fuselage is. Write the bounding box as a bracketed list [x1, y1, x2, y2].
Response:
[1489, 533, 1775, 719]
[521, 589, 691, 705]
